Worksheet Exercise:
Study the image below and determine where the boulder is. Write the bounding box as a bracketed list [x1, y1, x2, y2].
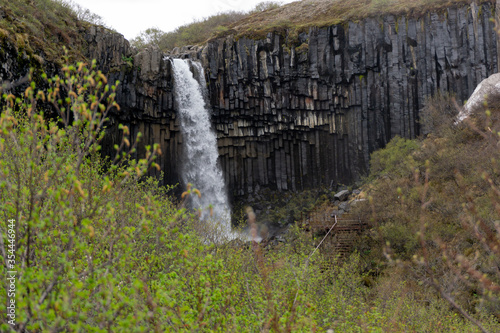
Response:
[339, 201, 350, 212]
[457, 73, 500, 122]
[334, 190, 350, 201]
[330, 210, 345, 216]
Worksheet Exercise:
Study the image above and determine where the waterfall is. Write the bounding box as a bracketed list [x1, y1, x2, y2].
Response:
[171, 58, 235, 240]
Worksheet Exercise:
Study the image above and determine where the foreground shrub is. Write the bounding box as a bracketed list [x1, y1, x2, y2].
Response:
[0, 59, 168, 331]
[354, 93, 500, 331]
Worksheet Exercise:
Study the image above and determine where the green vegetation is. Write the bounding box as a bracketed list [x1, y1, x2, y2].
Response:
[367, 135, 420, 180]
[68, 0, 109, 27]
[0, 0, 111, 63]
[227, 0, 490, 40]
[131, 12, 247, 51]
[132, 0, 491, 52]
[352, 92, 500, 330]
[130, 1, 283, 51]
[1, 58, 497, 331]
[233, 187, 332, 227]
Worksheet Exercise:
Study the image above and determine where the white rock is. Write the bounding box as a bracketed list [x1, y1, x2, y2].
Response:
[457, 73, 500, 123]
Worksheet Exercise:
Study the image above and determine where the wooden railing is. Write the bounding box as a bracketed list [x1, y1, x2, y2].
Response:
[303, 206, 368, 259]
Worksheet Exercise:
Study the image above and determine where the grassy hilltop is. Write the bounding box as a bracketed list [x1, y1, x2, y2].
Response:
[0, 0, 115, 65]
[131, 0, 490, 51]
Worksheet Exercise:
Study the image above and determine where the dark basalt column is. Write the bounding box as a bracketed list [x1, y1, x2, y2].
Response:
[198, 3, 498, 196]
[82, 3, 498, 198]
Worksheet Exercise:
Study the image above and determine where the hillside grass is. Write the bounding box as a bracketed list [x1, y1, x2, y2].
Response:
[0, 0, 112, 64]
[131, 12, 248, 51]
[133, 0, 493, 52]
[131, 1, 282, 51]
[350, 92, 500, 329]
[225, 0, 490, 39]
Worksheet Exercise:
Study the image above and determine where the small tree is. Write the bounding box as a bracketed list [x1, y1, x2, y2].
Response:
[250, 1, 283, 13]
[130, 27, 166, 50]
[0, 56, 163, 331]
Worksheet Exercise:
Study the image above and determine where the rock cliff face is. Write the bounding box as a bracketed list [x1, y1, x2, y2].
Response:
[1, 3, 498, 198]
[94, 2, 498, 197]
[197, 2, 498, 195]
[83, 26, 182, 187]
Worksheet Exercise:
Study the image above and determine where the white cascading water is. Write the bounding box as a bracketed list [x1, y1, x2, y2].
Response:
[171, 58, 235, 240]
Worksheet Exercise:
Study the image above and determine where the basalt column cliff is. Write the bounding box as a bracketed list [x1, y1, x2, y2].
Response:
[198, 3, 497, 196]
[90, 2, 498, 197]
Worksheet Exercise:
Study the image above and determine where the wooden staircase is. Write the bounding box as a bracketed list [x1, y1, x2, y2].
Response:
[303, 205, 368, 262]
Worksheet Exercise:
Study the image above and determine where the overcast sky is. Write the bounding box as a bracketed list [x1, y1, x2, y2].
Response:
[69, 0, 297, 40]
